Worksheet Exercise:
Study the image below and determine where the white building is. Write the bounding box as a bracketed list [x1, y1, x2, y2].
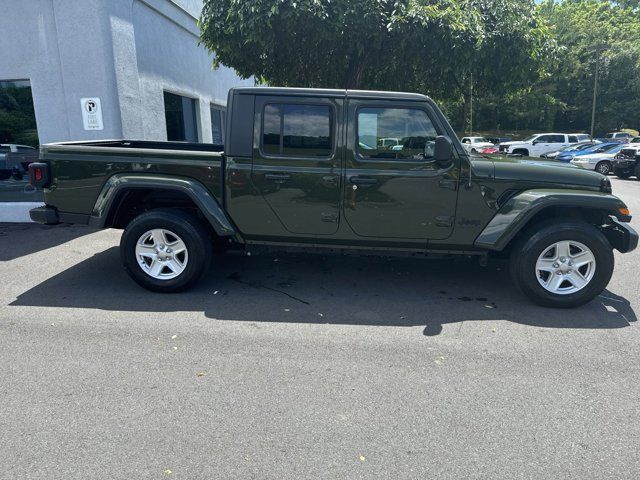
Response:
[0, 0, 253, 145]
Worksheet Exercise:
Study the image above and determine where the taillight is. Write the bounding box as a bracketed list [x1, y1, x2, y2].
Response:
[28, 162, 51, 188]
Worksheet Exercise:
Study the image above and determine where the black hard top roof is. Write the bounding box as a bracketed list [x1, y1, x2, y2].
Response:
[230, 86, 431, 102]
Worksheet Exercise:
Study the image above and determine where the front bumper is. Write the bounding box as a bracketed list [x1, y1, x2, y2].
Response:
[570, 160, 594, 170]
[601, 217, 638, 253]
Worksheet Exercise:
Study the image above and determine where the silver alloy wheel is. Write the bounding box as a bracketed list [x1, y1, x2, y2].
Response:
[535, 240, 596, 295]
[595, 162, 610, 175]
[135, 228, 188, 280]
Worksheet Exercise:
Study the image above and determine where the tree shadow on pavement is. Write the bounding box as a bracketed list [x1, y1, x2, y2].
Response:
[10, 246, 637, 336]
[0, 223, 96, 262]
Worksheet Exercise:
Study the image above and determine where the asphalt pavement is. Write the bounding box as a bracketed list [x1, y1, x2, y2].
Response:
[1, 178, 640, 479]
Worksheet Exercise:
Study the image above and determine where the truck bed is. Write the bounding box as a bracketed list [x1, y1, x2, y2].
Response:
[40, 140, 225, 217]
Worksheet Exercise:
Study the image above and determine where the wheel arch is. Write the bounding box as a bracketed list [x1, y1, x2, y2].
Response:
[475, 189, 630, 252]
[90, 174, 237, 237]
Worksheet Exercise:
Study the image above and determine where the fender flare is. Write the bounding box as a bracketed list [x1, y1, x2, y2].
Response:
[89, 174, 236, 236]
[474, 189, 629, 251]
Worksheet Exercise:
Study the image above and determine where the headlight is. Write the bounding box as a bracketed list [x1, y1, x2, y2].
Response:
[601, 177, 612, 194]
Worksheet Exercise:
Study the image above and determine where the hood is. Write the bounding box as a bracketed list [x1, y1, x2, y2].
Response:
[472, 155, 605, 190]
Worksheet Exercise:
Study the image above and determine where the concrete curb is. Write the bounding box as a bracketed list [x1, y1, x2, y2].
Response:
[0, 202, 44, 223]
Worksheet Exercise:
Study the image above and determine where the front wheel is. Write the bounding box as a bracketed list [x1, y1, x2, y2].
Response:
[595, 161, 612, 175]
[510, 222, 614, 308]
[615, 170, 631, 179]
[120, 209, 212, 292]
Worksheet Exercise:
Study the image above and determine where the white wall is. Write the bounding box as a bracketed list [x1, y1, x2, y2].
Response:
[0, 0, 252, 144]
[130, 0, 252, 142]
[0, 0, 123, 143]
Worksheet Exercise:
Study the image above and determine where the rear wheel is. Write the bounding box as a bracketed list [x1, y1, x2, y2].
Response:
[635, 163, 640, 179]
[510, 222, 614, 308]
[120, 209, 212, 292]
[615, 169, 631, 179]
[595, 161, 612, 175]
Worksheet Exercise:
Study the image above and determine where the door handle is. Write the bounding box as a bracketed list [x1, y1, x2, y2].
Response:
[265, 173, 291, 184]
[349, 176, 377, 187]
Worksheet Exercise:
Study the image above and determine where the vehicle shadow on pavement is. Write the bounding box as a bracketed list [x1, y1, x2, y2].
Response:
[10, 246, 637, 336]
[0, 223, 96, 262]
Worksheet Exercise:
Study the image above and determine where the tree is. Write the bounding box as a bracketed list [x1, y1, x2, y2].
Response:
[539, 0, 640, 133]
[200, 0, 553, 129]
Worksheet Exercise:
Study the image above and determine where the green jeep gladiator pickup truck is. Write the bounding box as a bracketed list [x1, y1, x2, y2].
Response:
[29, 87, 637, 307]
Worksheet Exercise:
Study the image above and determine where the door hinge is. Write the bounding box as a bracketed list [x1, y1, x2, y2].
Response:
[435, 215, 454, 228]
[321, 212, 339, 223]
[438, 178, 458, 190]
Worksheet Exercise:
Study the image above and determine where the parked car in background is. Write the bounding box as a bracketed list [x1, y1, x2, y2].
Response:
[0, 144, 36, 159]
[0, 144, 38, 180]
[460, 136, 494, 153]
[499, 133, 590, 157]
[570, 144, 625, 174]
[613, 143, 640, 179]
[486, 136, 512, 145]
[604, 132, 634, 142]
[541, 141, 599, 159]
[556, 142, 620, 163]
[479, 146, 499, 154]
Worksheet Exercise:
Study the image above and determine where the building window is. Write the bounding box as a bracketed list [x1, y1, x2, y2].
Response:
[0, 80, 39, 146]
[210, 105, 225, 145]
[163, 91, 198, 142]
[262, 103, 333, 157]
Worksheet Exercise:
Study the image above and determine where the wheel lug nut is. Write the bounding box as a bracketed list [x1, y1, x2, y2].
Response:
[553, 263, 559, 268]
[556, 270, 561, 275]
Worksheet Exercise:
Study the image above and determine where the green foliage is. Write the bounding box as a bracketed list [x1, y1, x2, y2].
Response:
[200, 0, 639, 134]
[200, 0, 551, 95]
[0, 86, 39, 146]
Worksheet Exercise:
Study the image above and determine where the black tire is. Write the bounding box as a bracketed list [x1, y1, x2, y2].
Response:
[635, 164, 640, 180]
[512, 149, 529, 156]
[120, 209, 212, 292]
[595, 161, 612, 175]
[509, 221, 614, 308]
[615, 170, 631, 179]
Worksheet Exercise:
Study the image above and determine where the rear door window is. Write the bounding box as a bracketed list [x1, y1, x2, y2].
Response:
[262, 103, 333, 157]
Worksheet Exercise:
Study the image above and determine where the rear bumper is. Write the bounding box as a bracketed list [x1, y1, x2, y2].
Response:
[29, 205, 59, 224]
[612, 159, 636, 175]
[29, 206, 90, 226]
[602, 217, 638, 253]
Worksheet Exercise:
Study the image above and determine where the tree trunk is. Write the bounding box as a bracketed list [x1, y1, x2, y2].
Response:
[345, 57, 367, 89]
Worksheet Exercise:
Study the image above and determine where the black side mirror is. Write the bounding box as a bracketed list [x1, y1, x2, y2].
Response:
[434, 135, 453, 165]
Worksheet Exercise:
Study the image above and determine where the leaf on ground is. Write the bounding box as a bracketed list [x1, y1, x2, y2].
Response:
[196, 372, 206, 377]
[164, 469, 172, 475]
[359, 455, 366, 462]
[171, 335, 177, 339]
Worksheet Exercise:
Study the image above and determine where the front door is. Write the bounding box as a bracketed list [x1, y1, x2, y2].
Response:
[251, 96, 342, 236]
[343, 101, 459, 240]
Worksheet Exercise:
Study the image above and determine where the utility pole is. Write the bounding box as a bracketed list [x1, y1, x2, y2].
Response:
[469, 72, 473, 136]
[590, 56, 599, 139]
[590, 45, 608, 139]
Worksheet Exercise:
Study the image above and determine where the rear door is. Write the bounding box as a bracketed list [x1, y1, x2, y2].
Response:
[343, 100, 459, 240]
[251, 95, 342, 235]
[531, 134, 554, 156]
